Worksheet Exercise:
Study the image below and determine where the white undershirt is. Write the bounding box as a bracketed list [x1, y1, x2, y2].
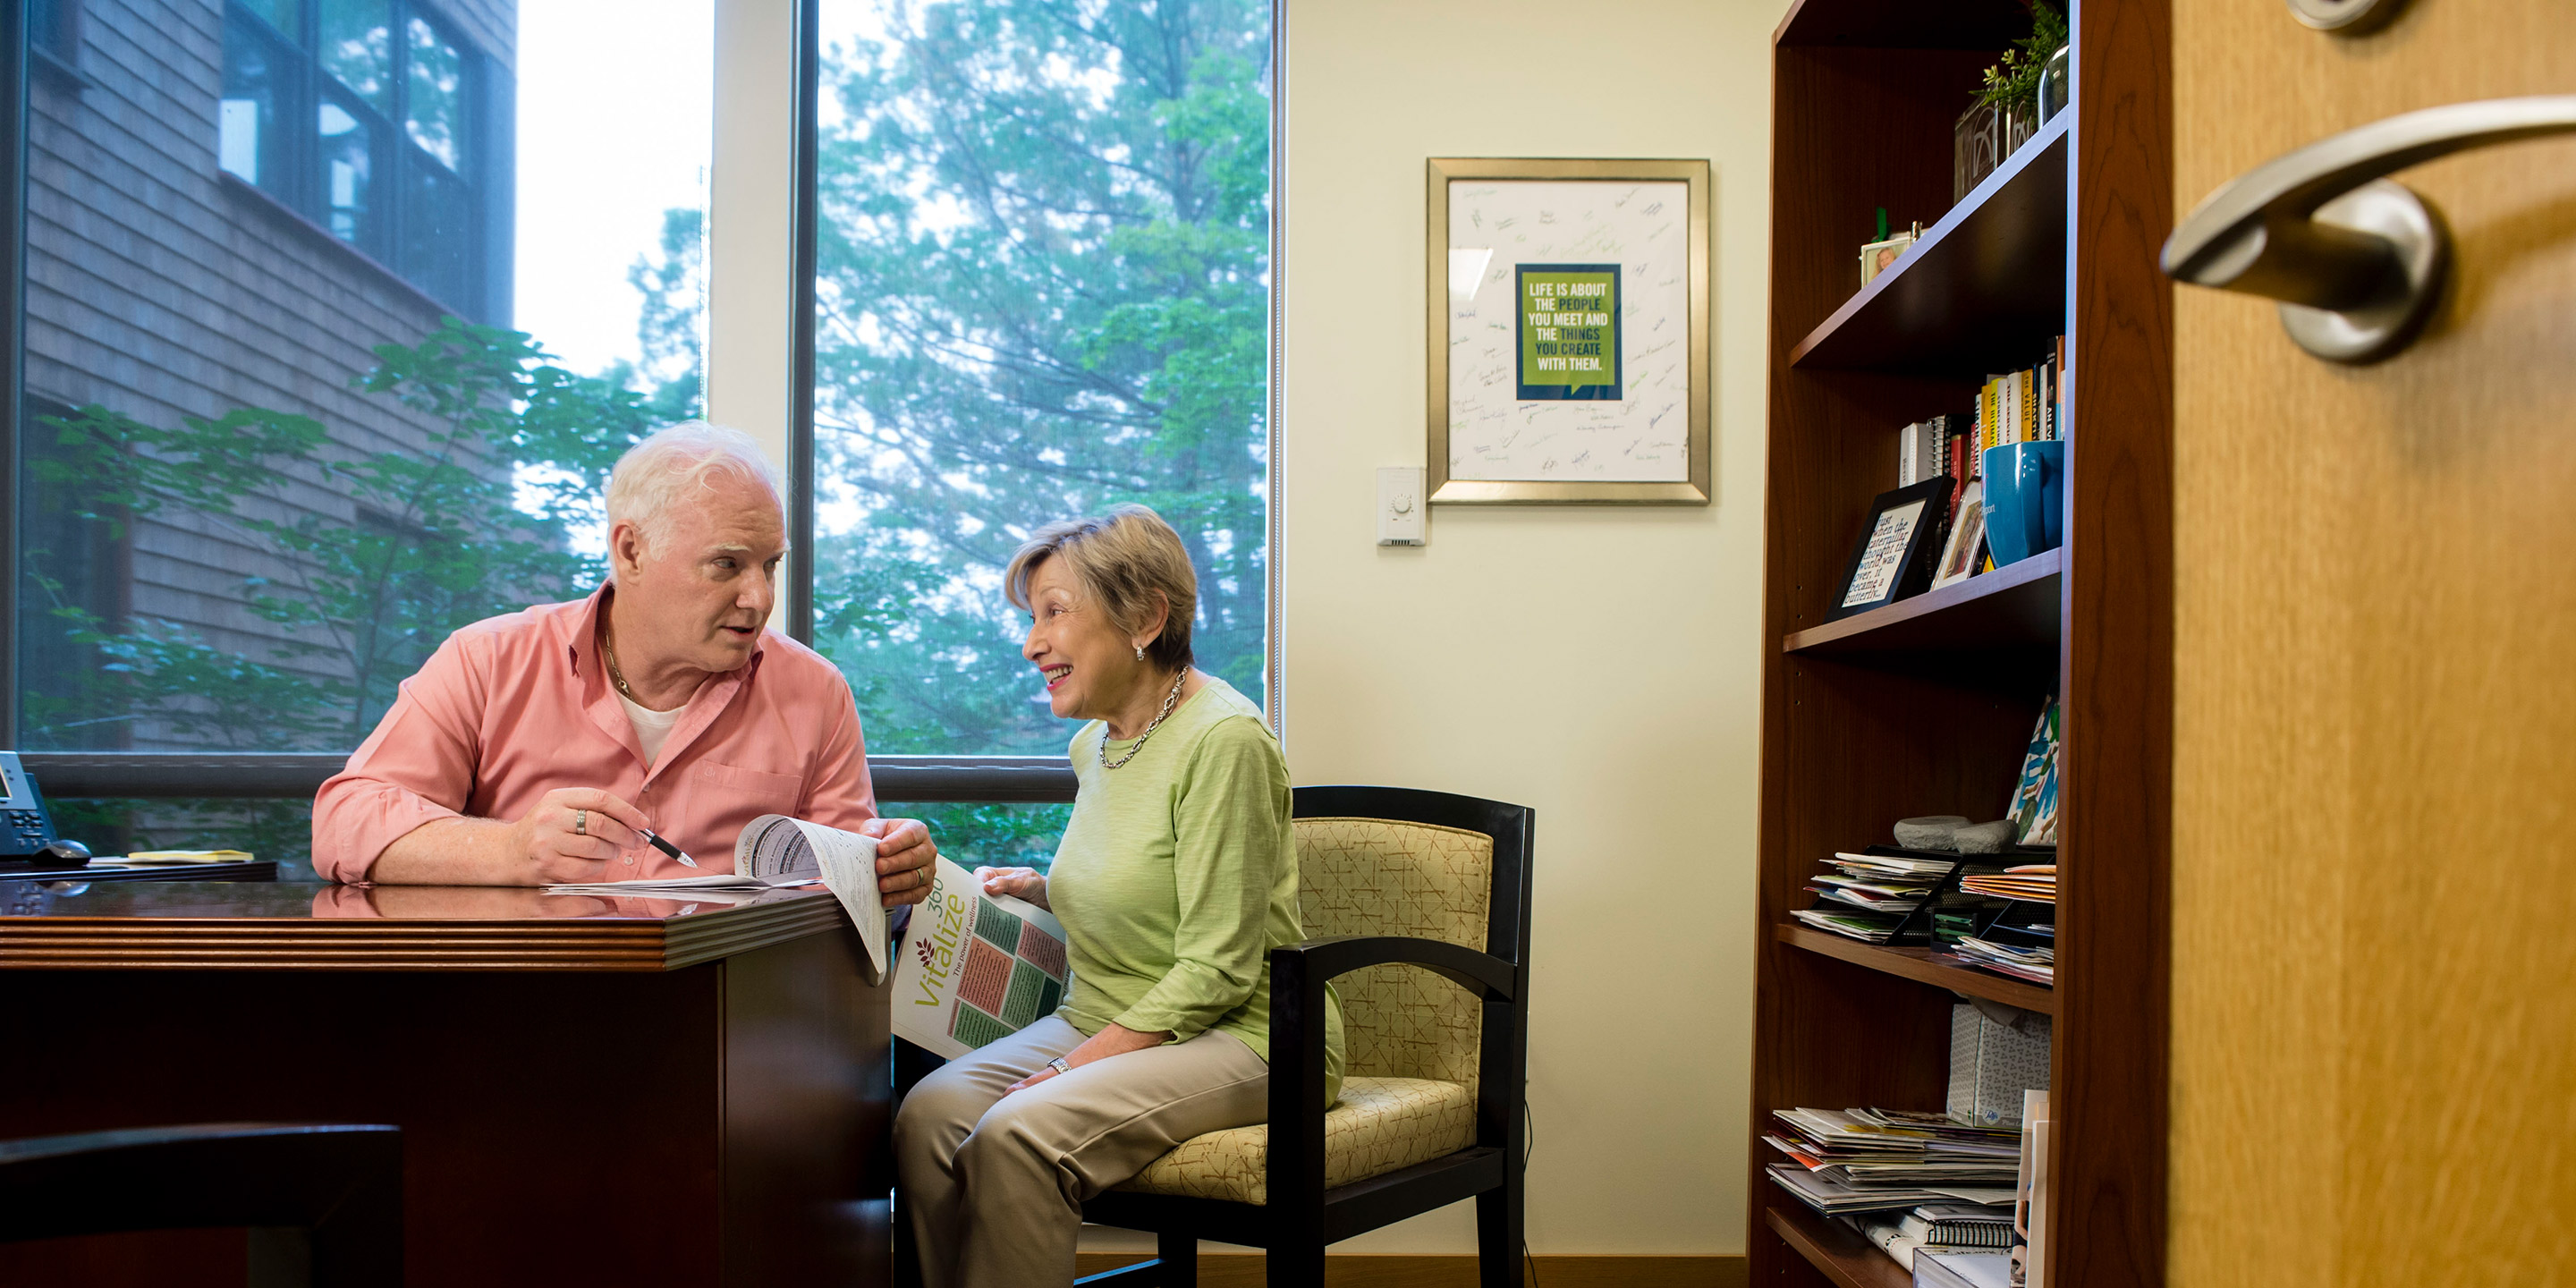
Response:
[617, 691, 688, 767]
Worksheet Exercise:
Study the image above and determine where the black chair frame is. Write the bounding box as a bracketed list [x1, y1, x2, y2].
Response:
[1078, 784, 1536, 1288]
[0, 1121, 402, 1286]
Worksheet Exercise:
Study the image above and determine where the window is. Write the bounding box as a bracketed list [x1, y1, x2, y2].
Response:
[809, 0, 1276, 765]
[13, 0, 717, 868]
[219, 0, 496, 318]
[27, 0, 79, 67]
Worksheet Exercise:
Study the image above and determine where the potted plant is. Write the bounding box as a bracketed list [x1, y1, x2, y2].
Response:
[1953, 1, 2068, 201]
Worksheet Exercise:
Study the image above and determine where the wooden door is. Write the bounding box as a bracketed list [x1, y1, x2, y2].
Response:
[2168, 3, 2576, 1285]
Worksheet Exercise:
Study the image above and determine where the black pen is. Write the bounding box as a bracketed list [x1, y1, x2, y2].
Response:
[638, 827, 700, 869]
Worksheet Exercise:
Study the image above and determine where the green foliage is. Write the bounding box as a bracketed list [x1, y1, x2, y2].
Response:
[1973, 0, 2067, 113]
[882, 801, 1074, 873]
[809, 0, 1273, 755]
[20, 318, 688, 752]
[52, 797, 318, 874]
[17, 0, 1278, 871]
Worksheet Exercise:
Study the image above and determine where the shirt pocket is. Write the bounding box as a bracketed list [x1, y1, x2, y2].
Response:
[695, 760, 806, 813]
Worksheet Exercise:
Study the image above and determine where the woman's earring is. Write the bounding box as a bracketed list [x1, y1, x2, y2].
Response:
[1133, 645, 1145, 661]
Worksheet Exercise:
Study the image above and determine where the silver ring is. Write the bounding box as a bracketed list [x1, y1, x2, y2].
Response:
[574, 809, 589, 836]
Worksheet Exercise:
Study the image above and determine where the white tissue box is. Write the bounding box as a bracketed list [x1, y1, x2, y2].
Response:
[1947, 1002, 2051, 1128]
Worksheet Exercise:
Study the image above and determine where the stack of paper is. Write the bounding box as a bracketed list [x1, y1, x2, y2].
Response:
[1947, 935, 2055, 985]
[114, 850, 256, 866]
[1763, 1107, 2021, 1215]
[1960, 865, 2055, 902]
[1789, 852, 1962, 943]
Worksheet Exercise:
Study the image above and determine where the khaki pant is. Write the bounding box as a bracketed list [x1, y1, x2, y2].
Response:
[894, 1016, 1269, 1288]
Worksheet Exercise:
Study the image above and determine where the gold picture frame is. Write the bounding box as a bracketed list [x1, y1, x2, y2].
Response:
[1426, 157, 1711, 505]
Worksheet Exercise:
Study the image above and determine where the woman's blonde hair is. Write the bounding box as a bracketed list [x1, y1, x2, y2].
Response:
[1004, 504, 1198, 671]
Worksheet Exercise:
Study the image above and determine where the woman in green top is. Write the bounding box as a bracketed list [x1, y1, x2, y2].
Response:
[892, 504, 1342, 1288]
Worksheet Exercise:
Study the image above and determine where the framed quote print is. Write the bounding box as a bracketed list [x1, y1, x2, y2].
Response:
[1427, 157, 1711, 504]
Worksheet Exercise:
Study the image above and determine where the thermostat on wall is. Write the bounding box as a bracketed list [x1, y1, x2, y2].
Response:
[1377, 467, 1426, 546]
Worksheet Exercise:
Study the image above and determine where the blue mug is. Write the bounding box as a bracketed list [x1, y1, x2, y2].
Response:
[1980, 441, 2065, 566]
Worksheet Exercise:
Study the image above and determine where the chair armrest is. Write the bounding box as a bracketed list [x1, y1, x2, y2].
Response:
[1269, 935, 1518, 1003]
[1264, 936, 1521, 1227]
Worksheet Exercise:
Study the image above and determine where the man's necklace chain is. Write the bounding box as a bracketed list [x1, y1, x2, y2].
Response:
[602, 628, 639, 702]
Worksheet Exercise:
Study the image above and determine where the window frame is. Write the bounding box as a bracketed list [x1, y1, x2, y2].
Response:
[221, 0, 498, 322]
[0, 0, 1286, 808]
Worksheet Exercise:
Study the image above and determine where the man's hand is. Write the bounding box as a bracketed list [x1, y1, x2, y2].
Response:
[860, 817, 938, 906]
[507, 788, 649, 885]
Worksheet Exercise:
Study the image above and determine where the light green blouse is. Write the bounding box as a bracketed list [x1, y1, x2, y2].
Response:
[1046, 677, 1343, 1104]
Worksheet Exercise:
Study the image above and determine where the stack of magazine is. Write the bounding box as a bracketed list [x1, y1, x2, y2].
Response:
[1762, 1107, 2021, 1215]
[1790, 851, 2004, 945]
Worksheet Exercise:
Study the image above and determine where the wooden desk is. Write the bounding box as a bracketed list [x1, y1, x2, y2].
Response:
[0, 880, 890, 1287]
[0, 858, 276, 886]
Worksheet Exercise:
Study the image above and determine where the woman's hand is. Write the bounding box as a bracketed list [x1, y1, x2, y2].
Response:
[1001, 1023, 1172, 1096]
[974, 865, 1049, 911]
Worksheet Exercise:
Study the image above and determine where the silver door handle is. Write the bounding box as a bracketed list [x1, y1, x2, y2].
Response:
[2161, 96, 2576, 363]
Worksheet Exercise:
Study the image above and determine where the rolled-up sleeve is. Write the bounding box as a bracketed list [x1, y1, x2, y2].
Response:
[1110, 720, 1290, 1042]
[309, 633, 486, 883]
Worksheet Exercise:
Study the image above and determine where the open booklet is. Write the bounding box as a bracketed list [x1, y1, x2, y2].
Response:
[892, 856, 1070, 1059]
[545, 814, 886, 977]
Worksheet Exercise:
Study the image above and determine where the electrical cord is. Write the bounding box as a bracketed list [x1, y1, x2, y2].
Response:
[1522, 1097, 1538, 1287]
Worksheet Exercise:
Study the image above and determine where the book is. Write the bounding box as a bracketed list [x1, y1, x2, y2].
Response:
[2053, 334, 2071, 441]
[1847, 1210, 2015, 1271]
[1916, 1250, 2013, 1288]
[1901, 420, 1944, 487]
[2016, 1091, 2053, 1288]
[1902, 1205, 2017, 1249]
[545, 813, 888, 975]
[891, 856, 1072, 1058]
[2008, 699, 2062, 847]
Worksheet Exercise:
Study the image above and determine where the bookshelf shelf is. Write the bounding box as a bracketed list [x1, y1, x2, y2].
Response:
[1784, 547, 2062, 658]
[1764, 1205, 1914, 1288]
[1788, 114, 2070, 377]
[1775, 924, 2056, 1015]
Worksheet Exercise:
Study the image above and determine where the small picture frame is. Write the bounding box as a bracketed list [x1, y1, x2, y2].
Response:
[1931, 479, 1987, 590]
[1827, 478, 1954, 621]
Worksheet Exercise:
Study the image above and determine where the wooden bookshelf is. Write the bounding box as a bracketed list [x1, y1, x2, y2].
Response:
[1765, 1206, 1912, 1288]
[1783, 547, 2061, 659]
[1775, 924, 2056, 1016]
[1750, 2, 2172, 1287]
[1790, 114, 2070, 376]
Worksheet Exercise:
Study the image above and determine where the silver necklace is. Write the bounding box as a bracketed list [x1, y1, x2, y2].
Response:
[1100, 670, 1190, 770]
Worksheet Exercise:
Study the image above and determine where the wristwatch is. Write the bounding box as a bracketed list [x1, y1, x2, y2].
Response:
[1045, 1056, 1074, 1078]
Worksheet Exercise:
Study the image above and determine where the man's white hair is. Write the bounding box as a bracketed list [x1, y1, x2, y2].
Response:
[603, 422, 784, 561]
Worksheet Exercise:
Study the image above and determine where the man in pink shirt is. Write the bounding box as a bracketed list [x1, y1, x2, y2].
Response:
[311, 423, 936, 900]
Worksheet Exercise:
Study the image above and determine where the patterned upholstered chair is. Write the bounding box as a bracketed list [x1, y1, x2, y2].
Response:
[1078, 784, 1535, 1288]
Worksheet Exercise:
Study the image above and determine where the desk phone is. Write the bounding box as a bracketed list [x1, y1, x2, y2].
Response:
[0, 751, 62, 859]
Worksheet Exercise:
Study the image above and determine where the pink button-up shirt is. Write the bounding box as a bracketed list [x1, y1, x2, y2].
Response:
[311, 586, 877, 883]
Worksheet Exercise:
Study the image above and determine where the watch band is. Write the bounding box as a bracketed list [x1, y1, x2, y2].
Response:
[1045, 1056, 1074, 1077]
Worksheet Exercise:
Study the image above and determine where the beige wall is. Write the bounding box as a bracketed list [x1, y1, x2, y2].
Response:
[1275, 0, 1782, 1256]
